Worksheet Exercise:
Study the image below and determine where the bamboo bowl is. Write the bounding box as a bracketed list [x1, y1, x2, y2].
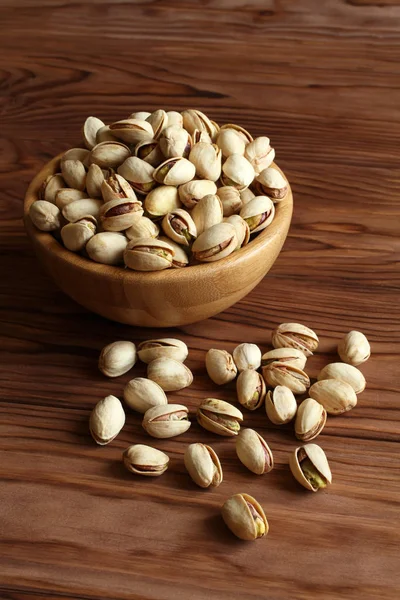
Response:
[24, 155, 293, 327]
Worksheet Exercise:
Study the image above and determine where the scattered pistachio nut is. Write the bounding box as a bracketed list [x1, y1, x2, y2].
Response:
[263, 362, 310, 394]
[221, 154, 255, 191]
[289, 444, 332, 492]
[236, 428, 273, 475]
[232, 343, 262, 372]
[222, 493, 268, 541]
[184, 443, 223, 488]
[62, 198, 103, 223]
[147, 357, 193, 391]
[90, 141, 131, 169]
[153, 157, 196, 186]
[101, 172, 137, 203]
[123, 377, 168, 414]
[98, 340, 137, 377]
[86, 164, 109, 198]
[236, 369, 266, 410]
[189, 142, 222, 181]
[205, 348, 237, 385]
[138, 338, 188, 364]
[265, 385, 297, 425]
[261, 348, 307, 371]
[89, 395, 125, 445]
[309, 379, 357, 415]
[82, 116, 105, 150]
[142, 403, 191, 438]
[197, 398, 243, 437]
[216, 128, 246, 158]
[217, 186, 242, 217]
[146, 109, 168, 139]
[123, 444, 169, 476]
[295, 398, 327, 442]
[158, 236, 189, 268]
[338, 330, 371, 366]
[55, 188, 88, 209]
[118, 156, 157, 194]
[109, 118, 154, 144]
[272, 322, 319, 357]
[159, 125, 191, 159]
[318, 362, 366, 394]
[135, 138, 164, 167]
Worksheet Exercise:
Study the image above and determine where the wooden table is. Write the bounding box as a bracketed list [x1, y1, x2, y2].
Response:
[1, 1, 399, 599]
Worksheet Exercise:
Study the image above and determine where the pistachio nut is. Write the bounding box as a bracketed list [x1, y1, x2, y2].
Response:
[146, 109, 168, 139]
[55, 188, 88, 210]
[100, 198, 143, 232]
[191, 222, 237, 262]
[153, 157, 196, 186]
[101, 173, 137, 203]
[166, 110, 183, 128]
[188, 142, 222, 181]
[338, 330, 371, 366]
[222, 493, 268, 541]
[192, 129, 212, 144]
[216, 128, 246, 158]
[205, 348, 237, 385]
[123, 444, 169, 476]
[184, 443, 223, 488]
[135, 139, 164, 167]
[318, 362, 366, 394]
[197, 398, 243, 437]
[233, 343, 262, 372]
[224, 215, 250, 249]
[39, 173, 65, 203]
[142, 404, 191, 438]
[239, 196, 275, 234]
[82, 116, 105, 150]
[86, 231, 128, 265]
[295, 398, 327, 442]
[125, 216, 160, 240]
[265, 385, 297, 425]
[123, 377, 168, 414]
[96, 125, 118, 144]
[289, 444, 332, 492]
[90, 141, 131, 169]
[109, 118, 154, 144]
[271, 322, 319, 357]
[178, 179, 217, 210]
[261, 348, 307, 371]
[129, 111, 151, 121]
[147, 357, 193, 391]
[61, 216, 96, 251]
[263, 363, 310, 395]
[86, 164, 109, 198]
[159, 125, 191, 159]
[191, 194, 223, 236]
[158, 236, 189, 268]
[221, 154, 255, 191]
[144, 185, 181, 219]
[118, 156, 157, 194]
[309, 379, 357, 415]
[29, 200, 61, 232]
[256, 167, 288, 201]
[124, 238, 174, 271]
[244, 137, 275, 174]
[138, 338, 188, 363]
[89, 395, 125, 445]
[162, 208, 197, 246]
[236, 428, 273, 475]
[61, 148, 90, 165]
[217, 186, 242, 217]
[62, 198, 103, 223]
[236, 369, 266, 411]
[182, 109, 216, 138]
[98, 340, 137, 377]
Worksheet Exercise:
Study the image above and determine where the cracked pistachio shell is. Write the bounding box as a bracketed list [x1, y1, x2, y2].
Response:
[233, 343, 262, 372]
[261, 348, 307, 371]
[240, 187, 256, 206]
[309, 379, 357, 415]
[89, 395, 125, 445]
[124, 238, 173, 271]
[162, 208, 197, 246]
[205, 349, 237, 385]
[147, 357, 193, 391]
[244, 137, 275, 175]
[100, 197, 143, 232]
[129, 111, 151, 121]
[123, 444, 169, 477]
[197, 398, 243, 437]
[236, 428, 274, 475]
[239, 196, 275, 234]
[82, 116, 105, 150]
[146, 109, 168, 139]
[189, 142, 222, 181]
[101, 173, 137, 203]
[272, 322, 319, 357]
[192, 129, 213, 144]
[98, 341, 137, 377]
[90, 141, 131, 169]
[142, 404, 191, 438]
[263, 363, 310, 395]
[123, 377, 168, 414]
[61, 148, 90, 165]
[39, 173, 65, 204]
[61, 216, 96, 251]
[182, 109, 217, 138]
[224, 215, 250, 249]
[109, 118, 154, 144]
[184, 443, 223, 488]
[86, 231, 127, 265]
[144, 185, 181, 218]
[221, 154, 255, 191]
[96, 125, 118, 144]
[191, 194, 223, 236]
[318, 362, 366, 394]
[222, 493, 268, 541]
[191, 222, 237, 262]
[62, 198, 103, 223]
[166, 111, 183, 128]
[178, 179, 217, 209]
[295, 398, 327, 442]
[216, 128, 246, 158]
[86, 164, 109, 199]
[289, 444, 332, 492]
[153, 157, 196, 186]
[135, 139, 164, 167]
[265, 385, 297, 425]
[158, 236, 189, 268]
[55, 188, 88, 210]
[217, 186, 242, 217]
[256, 167, 288, 202]
[236, 369, 266, 411]
[61, 159, 86, 191]
[338, 331, 371, 366]
[125, 216, 159, 240]
[159, 125, 191, 159]
[118, 156, 157, 194]
[138, 338, 188, 364]
[30, 201, 61, 232]
[220, 123, 252, 143]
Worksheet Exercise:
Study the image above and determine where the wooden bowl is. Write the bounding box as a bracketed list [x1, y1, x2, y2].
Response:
[23, 155, 293, 327]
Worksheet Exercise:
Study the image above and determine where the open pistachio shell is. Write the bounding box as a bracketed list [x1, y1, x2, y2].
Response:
[217, 186, 242, 217]
[159, 125, 191, 159]
[142, 404, 191, 438]
[82, 116, 105, 150]
[216, 128, 246, 158]
[123, 377, 168, 414]
[61, 217, 96, 252]
[289, 444, 332, 492]
[182, 109, 216, 138]
[189, 142, 222, 181]
[222, 493, 268, 541]
[86, 164, 108, 198]
[197, 398, 243, 437]
[295, 398, 327, 442]
[240, 187, 255, 206]
[162, 208, 197, 246]
[89, 395, 125, 445]
[239, 196, 275, 234]
[109, 118, 154, 144]
[265, 385, 297, 425]
[221, 154, 255, 191]
[191, 194, 223, 236]
[153, 157, 196, 186]
[144, 185, 181, 219]
[261, 348, 307, 371]
[244, 137, 275, 175]
[118, 156, 157, 194]
[125, 216, 160, 240]
[61, 148, 90, 165]
[166, 111, 183, 128]
[271, 322, 319, 357]
[236, 428, 274, 475]
[158, 236, 189, 268]
[62, 199, 103, 223]
[263, 362, 310, 395]
[55, 188, 88, 210]
[30, 201, 62, 232]
[138, 338, 188, 363]
[318, 363, 366, 394]
[146, 109, 168, 139]
[191, 222, 237, 262]
[220, 123, 253, 144]
[123, 444, 169, 476]
[233, 343, 262, 371]
[101, 173, 137, 203]
[256, 167, 288, 201]
[100, 198, 143, 232]
[178, 179, 217, 210]
[90, 141, 131, 169]
[96, 125, 118, 144]
[309, 379, 357, 415]
[236, 369, 266, 411]
[338, 330, 371, 366]
[135, 139, 164, 167]
[124, 238, 174, 271]
[224, 215, 250, 249]
[147, 357, 193, 391]
[184, 443, 223, 488]
[205, 349, 237, 385]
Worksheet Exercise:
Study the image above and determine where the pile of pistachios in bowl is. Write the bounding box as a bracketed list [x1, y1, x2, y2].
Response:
[89, 327, 370, 541]
[29, 109, 288, 270]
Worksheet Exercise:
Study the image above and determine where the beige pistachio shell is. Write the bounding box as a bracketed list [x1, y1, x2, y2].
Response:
[138, 338, 188, 363]
[83, 116, 105, 150]
[220, 123, 253, 144]
[147, 357, 193, 391]
[205, 349, 237, 385]
[191, 222, 237, 262]
[86, 231, 127, 265]
[153, 157, 196, 186]
[158, 236, 189, 268]
[338, 331, 371, 366]
[123, 377, 168, 414]
[118, 156, 156, 194]
[61, 148, 90, 165]
[233, 343, 262, 372]
[30, 201, 61, 232]
[222, 493, 268, 541]
[309, 379, 357, 415]
[295, 398, 327, 442]
[55, 188, 88, 210]
[289, 444, 332, 492]
[96, 125, 118, 144]
[197, 398, 243, 437]
[61, 159, 86, 191]
[39, 172, 63, 199]
[100, 198, 143, 232]
[61, 217, 96, 251]
[98, 341, 137, 377]
[142, 403, 191, 438]
[86, 164, 108, 198]
[263, 363, 310, 395]
[224, 215, 250, 249]
[256, 167, 288, 201]
[189, 142, 222, 181]
[192, 129, 213, 144]
[182, 109, 216, 137]
[90, 141, 131, 169]
[109, 118, 154, 144]
[144, 185, 181, 218]
[135, 139, 164, 167]
[146, 109, 168, 139]
[244, 137, 275, 174]
[216, 128, 246, 158]
[123, 444, 169, 476]
[62, 198, 103, 223]
[129, 111, 151, 120]
[89, 395, 125, 445]
[239, 196, 275, 233]
[178, 179, 218, 210]
[184, 443, 223, 488]
[318, 363, 366, 394]
[162, 208, 197, 246]
[125, 216, 160, 240]
[236, 369, 266, 411]
[101, 173, 137, 203]
[265, 386, 297, 425]
[159, 125, 191, 159]
[221, 154, 255, 191]
[217, 186, 242, 217]
[236, 428, 274, 475]
[261, 348, 307, 371]
[166, 110, 183, 128]
[272, 322, 319, 357]
[124, 238, 174, 271]
[191, 194, 223, 236]
[240, 187, 256, 206]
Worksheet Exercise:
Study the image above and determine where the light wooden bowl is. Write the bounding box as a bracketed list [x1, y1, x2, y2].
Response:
[24, 155, 293, 327]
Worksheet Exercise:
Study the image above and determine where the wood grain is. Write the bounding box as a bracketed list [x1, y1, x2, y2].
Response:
[0, 1, 399, 599]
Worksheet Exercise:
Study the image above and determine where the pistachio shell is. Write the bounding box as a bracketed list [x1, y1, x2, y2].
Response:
[256, 167, 288, 201]
[96, 125, 118, 144]
[178, 179, 218, 210]
[29, 201, 61, 232]
[239, 196, 275, 233]
[86, 164, 109, 198]
[295, 398, 327, 442]
[205, 349, 237, 385]
[220, 123, 253, 144]
[89, 395, 125, 445]
[86, 232, 127, 265]
[233, 343, 262, 371]
[135, 139, 164, 167]
[82, 116, 105, 150]
[263, 363, 310, 395]
[123, 377, 168, 414]
[188, 142, 222, 181]
[158, 236, 189, 268]
[289, 444, 332, 492]
[61, 217, 96, 251]
[224, 215, 250, 249]
[166, 111, 183, 128]
[62, 198, 103, 223]
[147, 357, 193, 391]
[109, 118, 154, 144]
[125, 216, 160, 240]
[265, 386, 297, 425]
[261, 348, 307, 371]
[244, 137, 275, 174]
[271, 322, 319, 357]
[318, 363, 366, 394]
[124, 238, 174, 271]
[98, 341, 137, 378]
[182, 109, 216, 137]
[338, 331, 371, 366]
[129, 111, 151, 120]
[90, 141, 131, 169]
[146, 109, 168, 139]
[162, 208, 197, 246]
[236, 428, 274, 475]
[184, 443, 223, 488]
[55, 188, 88, 210]
[191, 222, 237, 262]
[138, 338, 188, 363]
[236, 369, 266, 411]
[197, 398, 243, 437]
[217, 186, 242, 217]
[159, 125, 191, 159]
[153, 157, 196, 186]
[221, 154, 255, 191]
[191, 194, 223, 236]
[101, 173, 137, 203]
[99, 198, 143, 232]
[144, 185, 181, 218]
[123, 444, 169, 476]
[240, 187, 256, 206]
[309, 379, 357, 415]
[61, 159, 86, 191]
[118, 156, 157, 194]
[222, 493, 268, 541]
[216, 128, 246, 158]
[61, 148, 90, 165]
[142, 404, 191, 438]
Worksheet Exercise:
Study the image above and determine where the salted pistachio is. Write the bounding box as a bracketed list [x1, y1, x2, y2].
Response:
[86, 231, 127, 265]
[142, 404, 191, 439]
[220, 123, 252, 144]
[166, 110, 183, 128]
[158, 236, 189, 268]
[138, 338, 188, 363]
[184, 443, 223, 488]
[96, 125, 118, 144]
[100, 198, 143, 232]
[197, 398, 243, 437]
[318, 362, 366, 394]
[124, 237, 173, 271]
[224, 215, 250, 249]
[239, 195, 275, 234]
[82, 116, 105, 150]
[62, 198, 103, 223]
[263, 362, 310, 395]
[221, 154, 255, 191]
[205, 349, 237, 385]
[129, 111, 151, 120]
[60, 159, 86, 191]
[289, 444, 332, 492]
[217, 186, 242, 217]
[189, 142, 222, 181]
[61, 216, 96, 251]
[162, 208, 197, 246]
[61, 148, 90, 165]
[191, 194, 223, 236]
[236, 369, 266, 411]
[261, 348, 307, 371]
[98, 340, 137, 377]
[240, 187, 255, 206]
[272, 322, 319, 357]
[309, 379, 357, 415]
[89, 395, 125, 445]
[39, 173, 65, 203]
[86, 164, 109, 198]
[244, 137, 275, 175]
[295, 398, 327, 442]
[192, 129, 212, 144]
[123, 377, 168, 414]
[265, 385, 297, 425]
[125, 216, 160, 240]
[123, 444, 169, 477]
[159, 125, 191, 159]
[101, 173, 137, 203]
[216, 128, 246, 158]
[153, 157, 196, 186]
[182, 109, 217, 139]
[146, 109, 168, 139]
[256, 167, 288, 201]
[109, 118, 154, 144]
[135, 139, 164, 167]
[90, 141, 131, 169]
[118, 156, 157, 194]
[222, 493, 268, 541]
[55, 188, 88, 210]
[191, 222, 237, 262]
[29, 200, 61, 232]
[147, 357, 193, 391]
[338, 330, 371, 366]
[233, 343, 262, 372]
[144, 185, 181, 219]
[236, 428, 273, 475]
[178, 179, 217, 209]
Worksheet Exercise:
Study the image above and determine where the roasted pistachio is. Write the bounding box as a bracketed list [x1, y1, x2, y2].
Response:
[123, 377, 168, 414]
[166, 110, 183, 128]
[217, 186, 242, 217]
[147, 357, 193, 391]
[96, 125, 118, 144]
[60, 159, 86, 191]
[265, 385, 297, 425]
[221, 154, 255, 191]
[240, 187, 256, 206]
[101, 173, 137, 203]
[55, 188, 88, 210]
[191, 222, 237, 262]
[239, 195, 275, 233]
[29, 200, 61, 232]
[62, 198, 103, 223]
[309, 379, 357, 415]
[158, 236, 189, 268]
[233, 343, 262, 372]
[189, 142, 222, 181]
[86, 231, 127, 265]
[318, 362, 366, 394]
[123, 444, 169, 476]
[338, 331, 371, 366]
[129, 111, 151, 121]
[109, 118, 154, 144]
[98, 341, 137, 377]
[86, 164, 109, 198]
[184, 443, 223, 488]
[244, 137, 275, 174]
[197, 398, 243, 437]
[90, 141, 131, 169]
[61, 148, 90, 165]
[135, 139, 164, 167]
[263, 362, 310, 395]
[236, 428, 273, 475]
[295, 398, 327, 442]
[216, 128, 246, 158]
[146, 109, 168, 139]
[272, 322, 319, 357]
[144, 185, 181, 219]
[61, 216, 96, 251]
[191, 194, 223, 236]
[162, 208, 197, 246]
[178, 179, 218, 210]
[182, 109, 216, 138]
[205, 349, 237, 385]
[138, 338, 188, 363]
[220, 123, 252, 144]
[153, 157, 196, 186]
[261, 348, 307, 371]
[236, 369, 266, 410]
[289, 444, 332, 492]
[222, 493, 268, 541]
[118, 156, 157, 194]
[124, 238, 174, 271]
[256, 167, 288, 201]
[224, 215, 250, 249]
[82, 116, 105, 150]
[100, 197, 143, 232]
[125, 215, 160, 240]
[142, 404, 191, 438]
[89, 395, 125, 445]
[159, 125, 191, 159]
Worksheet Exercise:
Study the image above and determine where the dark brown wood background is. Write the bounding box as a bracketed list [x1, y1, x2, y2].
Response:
[1, 1, 399, 599]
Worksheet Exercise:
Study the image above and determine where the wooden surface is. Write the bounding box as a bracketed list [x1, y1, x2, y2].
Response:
[1, 1, 400, 599]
